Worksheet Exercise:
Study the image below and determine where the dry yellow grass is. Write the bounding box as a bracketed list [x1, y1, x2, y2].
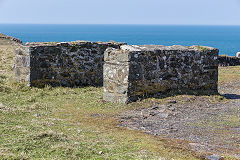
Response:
[218, 66, 240, 84]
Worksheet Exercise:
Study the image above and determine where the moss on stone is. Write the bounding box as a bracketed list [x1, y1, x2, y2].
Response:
[43, 42, 59, 45]
[195, 45, 210, 52]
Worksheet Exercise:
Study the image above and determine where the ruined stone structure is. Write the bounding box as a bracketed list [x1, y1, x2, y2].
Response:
[0, 33, 23, 45]
[14, 41, 219, 103]
[103, 45, 219, 103]
[14, 41, 125, 87]
[218, 55, 240, 67]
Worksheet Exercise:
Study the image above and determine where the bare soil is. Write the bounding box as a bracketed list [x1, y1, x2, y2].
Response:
[119, 81, 240, 158]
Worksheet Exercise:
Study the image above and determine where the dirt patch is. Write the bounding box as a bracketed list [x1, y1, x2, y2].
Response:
[119, 81, 240, 158]
[0, 102, 9, 111]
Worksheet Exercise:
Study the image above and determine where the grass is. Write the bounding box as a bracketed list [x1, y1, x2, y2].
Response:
[194, 45, 211, 52]
[218, 66, 240, 84]
[186, 45, 211, 52]
[0, 39, 240, 159]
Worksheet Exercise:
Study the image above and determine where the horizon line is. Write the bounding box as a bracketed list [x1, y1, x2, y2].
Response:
[0, 23, 240, 26]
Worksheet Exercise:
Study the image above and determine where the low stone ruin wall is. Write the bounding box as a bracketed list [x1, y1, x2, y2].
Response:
[103, 45, 219, 103]
[14, 40, 219, 104]
[0, 33, 23, 45]
[218, 55, 240, 66]
[14, 41, 125, 87]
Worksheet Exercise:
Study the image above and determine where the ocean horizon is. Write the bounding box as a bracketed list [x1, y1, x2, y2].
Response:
[0, 24, 240, 56]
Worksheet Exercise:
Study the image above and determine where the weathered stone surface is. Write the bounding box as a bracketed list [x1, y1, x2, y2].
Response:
[236, 52, 240, 58]
[103, 45, 219, 103]
[218, 55, 240, 66]
[14, 41, 126, 87]
[206, 155, 224, 160]
[0, 33, 23, 45]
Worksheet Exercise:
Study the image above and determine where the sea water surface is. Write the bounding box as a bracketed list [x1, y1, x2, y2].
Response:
[0, 24, 239, 56]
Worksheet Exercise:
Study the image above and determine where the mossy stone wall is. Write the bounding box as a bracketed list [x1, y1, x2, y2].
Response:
[103, 45, 219, 103]
[14, 41, 125, 87]
[218, 55, 240, 66]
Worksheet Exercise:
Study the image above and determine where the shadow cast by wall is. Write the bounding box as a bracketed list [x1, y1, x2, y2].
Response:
[222, 94, 240, 100]
[130, 89, 220, 103]
[134, 90, 240, 103]
[30, 80, 103, 89]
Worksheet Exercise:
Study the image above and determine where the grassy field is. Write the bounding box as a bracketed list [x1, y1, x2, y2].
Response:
[218, 66, 240, 85]
[0, 39, 240, 159]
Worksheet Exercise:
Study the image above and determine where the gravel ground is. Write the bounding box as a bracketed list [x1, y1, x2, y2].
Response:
[119, 82, 240, 158]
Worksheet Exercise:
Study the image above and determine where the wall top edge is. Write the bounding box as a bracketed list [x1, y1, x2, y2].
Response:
[119, 45, 218, 52]
[25, 41, 127, 47]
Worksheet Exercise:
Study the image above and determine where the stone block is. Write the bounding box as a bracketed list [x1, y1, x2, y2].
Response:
[103, 45, 219, 103]
[14, 41, 126, 87]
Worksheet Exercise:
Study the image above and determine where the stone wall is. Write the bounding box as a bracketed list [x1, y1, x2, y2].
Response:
[103, 45, 219, 103]
[218, 55, 240, 66]
[0, 33, 23, 45]
[14, 41, 125, 87]
[14, 46, 31, 83]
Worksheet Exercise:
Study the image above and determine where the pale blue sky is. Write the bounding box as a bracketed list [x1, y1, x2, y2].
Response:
[0, 0, 240, 25]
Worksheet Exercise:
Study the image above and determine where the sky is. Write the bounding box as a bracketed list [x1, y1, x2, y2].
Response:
[0, 0, 240, 25]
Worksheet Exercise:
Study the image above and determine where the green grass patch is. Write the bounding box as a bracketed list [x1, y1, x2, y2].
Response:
[195, 45, 211, 52]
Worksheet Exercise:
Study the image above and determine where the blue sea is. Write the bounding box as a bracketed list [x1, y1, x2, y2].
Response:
[0, 24, 240, 56]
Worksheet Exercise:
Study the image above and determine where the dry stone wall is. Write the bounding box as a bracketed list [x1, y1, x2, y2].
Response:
[103, 45, 219, 103]
[14, 41, 125, 87]
[218, 55, 240, 66]
[0, 33, 23, 45]
[14, 40, 219, 104]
